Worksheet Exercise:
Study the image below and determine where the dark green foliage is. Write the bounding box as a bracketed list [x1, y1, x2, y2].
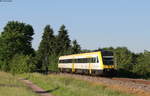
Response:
[71, 40, 81, 54]
[36, 25, 56, 73]
[0, 21, 34, 71]
[1, 21, 34, 55]
[56, 25, 71, 55]
[132, 51, 150, 77]
[36, 25, 81, 73]
[10, 54, 35, 75]
[114, 47, 133, 71]
[102, 47, 114, 51]
[80, 49, 91, 53]
[48, 54, 59, 72]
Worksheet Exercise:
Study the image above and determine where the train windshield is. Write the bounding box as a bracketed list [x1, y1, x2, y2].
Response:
[103, 57, 114, 65]
[102, 51, 114, 65]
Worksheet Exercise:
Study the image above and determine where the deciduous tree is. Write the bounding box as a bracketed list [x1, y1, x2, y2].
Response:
[132, 50, 150, 77]
[0, 21, 34, 71]
[114, 47, 133, 71]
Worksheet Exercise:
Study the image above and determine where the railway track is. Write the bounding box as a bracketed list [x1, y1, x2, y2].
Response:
[54, 72, 149, 84]
[112, 77, 150, 85]
[50, 72, 150, 85]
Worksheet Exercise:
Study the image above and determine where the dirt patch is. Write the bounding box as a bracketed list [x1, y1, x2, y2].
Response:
[0, 84, 24, 87]
[20, 78, 54, 96]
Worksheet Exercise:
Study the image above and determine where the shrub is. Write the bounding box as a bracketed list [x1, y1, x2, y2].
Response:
[9, 54, 35, 74]
[132, 51, 150, 77]
[48, 54, 59, 72]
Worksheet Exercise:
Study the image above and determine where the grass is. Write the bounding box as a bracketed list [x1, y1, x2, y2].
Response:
[21, 73, 134, 96]
[0, 72, 38, 96]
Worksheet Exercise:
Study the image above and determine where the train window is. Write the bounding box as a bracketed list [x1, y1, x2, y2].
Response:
[59, 59, 72, 63]
[75, 59, 77, 63]
[79, 58, 83, 63]
[88, 58, 92, 63]
[63, 60, 66, 63]
[69, 59, 72, 63]
[84, 58, 87, 63]
[91, 58, 94, 63]
[85, 58, 88, 63]
[59, 57, 99, 63]
[103, 57, 113, 65]
[103, 58, 113, 61]
[102, 51, 113, 56]
[59, 60, 64, 63]
[92, 58, 96, 63]
[95, 57, 99, 63]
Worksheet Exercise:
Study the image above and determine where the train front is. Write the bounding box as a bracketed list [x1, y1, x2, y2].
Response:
[101, 51, 116, 76]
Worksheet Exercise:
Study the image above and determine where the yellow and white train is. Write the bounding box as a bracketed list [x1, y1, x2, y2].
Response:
[58, 51, 116, 75]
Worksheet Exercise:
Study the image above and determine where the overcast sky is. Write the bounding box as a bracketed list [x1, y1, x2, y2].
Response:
[0, 0, 150, 53]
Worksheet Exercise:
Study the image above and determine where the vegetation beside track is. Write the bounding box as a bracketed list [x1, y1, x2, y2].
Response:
[0, 72, 38, 96]
[0, 21, 150, 79]
[20, 73, 134, 96]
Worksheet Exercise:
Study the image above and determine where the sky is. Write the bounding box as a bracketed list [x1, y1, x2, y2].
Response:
[0, 0, 150, 53]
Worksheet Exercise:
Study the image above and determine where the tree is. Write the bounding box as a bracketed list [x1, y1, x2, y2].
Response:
[102, 47, 114, 51]
[114, 47, 133, 71]
[56, 25, 71, 55]
[71, 40, 81, 54]
[0, 21, 34, 71]
[10, 54, 35, 75]
[132, 51, 150, 77]
[36, 25, 55, 74]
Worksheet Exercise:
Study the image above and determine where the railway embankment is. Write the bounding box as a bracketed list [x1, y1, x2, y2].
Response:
[59, 73, 150, 96]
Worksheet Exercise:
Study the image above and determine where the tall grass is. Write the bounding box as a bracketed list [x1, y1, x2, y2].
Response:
[22, 73, 134, 96]
[0, 72, 37, 96]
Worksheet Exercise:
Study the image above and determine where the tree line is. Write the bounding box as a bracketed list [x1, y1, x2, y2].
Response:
[0, 21, 81, 74]
[0, 21, 149, 78]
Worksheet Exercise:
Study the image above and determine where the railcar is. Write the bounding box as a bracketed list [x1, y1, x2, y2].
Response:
[58, 51, 116, 75]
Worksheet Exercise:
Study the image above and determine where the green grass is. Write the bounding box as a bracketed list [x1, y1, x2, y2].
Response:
[21, 73, 134, 96]
[0, 72, 38, 96]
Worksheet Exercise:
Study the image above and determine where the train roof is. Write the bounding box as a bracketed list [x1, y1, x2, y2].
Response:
[59, 50, 113, 59]
[60, 51, 99, 58]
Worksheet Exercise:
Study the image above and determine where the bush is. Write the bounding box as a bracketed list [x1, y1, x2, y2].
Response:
[9, 54, 35, 74]
[0, 60, 9, 72]
[48, 54, 59, 72]
[114, 47, 133, 71]
[132, 51, 150, 78]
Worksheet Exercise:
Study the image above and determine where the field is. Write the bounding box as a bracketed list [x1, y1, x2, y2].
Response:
[0, 72, 138, 96]
[21, 73, 134, 96]
[0, 72, 37, 96]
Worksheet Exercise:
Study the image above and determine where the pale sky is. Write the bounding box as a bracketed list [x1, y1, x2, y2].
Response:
[0, 0, 150, 53]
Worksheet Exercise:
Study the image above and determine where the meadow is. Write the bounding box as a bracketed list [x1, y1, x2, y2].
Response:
[0, 72, 37, 96]
[21, 73, 134, 96]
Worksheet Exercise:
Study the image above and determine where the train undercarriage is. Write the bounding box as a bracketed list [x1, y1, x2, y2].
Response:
[59, 68, 117, 76]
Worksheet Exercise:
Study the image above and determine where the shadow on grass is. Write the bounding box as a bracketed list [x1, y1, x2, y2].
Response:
[0, 84, 25, 88]
[35, 87, 59, 94]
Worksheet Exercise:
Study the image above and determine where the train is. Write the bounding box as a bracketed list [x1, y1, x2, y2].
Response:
[58, 50, 116, 75]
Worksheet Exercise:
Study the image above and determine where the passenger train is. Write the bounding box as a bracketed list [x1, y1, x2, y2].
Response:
[58, 51, 116, 75]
